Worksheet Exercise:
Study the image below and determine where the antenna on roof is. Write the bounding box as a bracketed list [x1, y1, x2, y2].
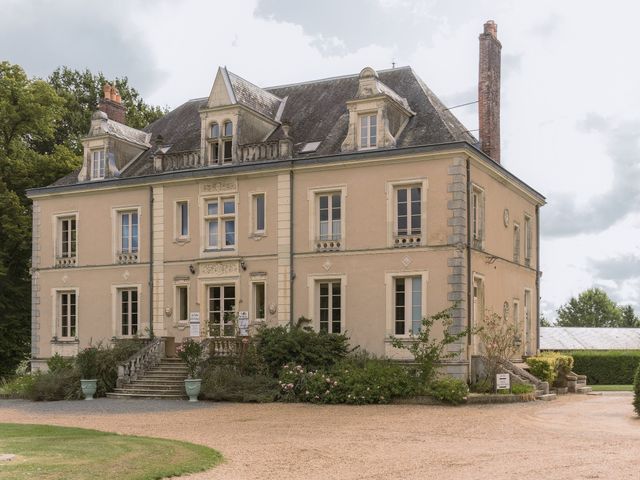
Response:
[391, 60, 396, 69]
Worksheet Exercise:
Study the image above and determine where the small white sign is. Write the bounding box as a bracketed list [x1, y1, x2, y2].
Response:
[189, 312, 200, 337]
[496, 373, 511, 391]
[238, 311, 249, 336]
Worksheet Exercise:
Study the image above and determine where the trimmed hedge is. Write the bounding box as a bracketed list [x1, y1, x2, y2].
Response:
[569, 350, 640, 385]
[526, 353, 574, 386]
[634, 364, 640, 416]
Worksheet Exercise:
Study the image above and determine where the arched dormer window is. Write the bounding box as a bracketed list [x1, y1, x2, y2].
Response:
[206, 120, 233, 165]
[223, 121, 233, 137]
[210, 122, 219, 138]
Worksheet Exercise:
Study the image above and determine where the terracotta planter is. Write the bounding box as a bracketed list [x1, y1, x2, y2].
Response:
[80, 379, 98, 400]
[184, 379, 202, 402]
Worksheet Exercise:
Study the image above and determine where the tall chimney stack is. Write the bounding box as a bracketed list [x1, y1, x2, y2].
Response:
[98, 82, 126, 125]
[478, 20, 501, 163]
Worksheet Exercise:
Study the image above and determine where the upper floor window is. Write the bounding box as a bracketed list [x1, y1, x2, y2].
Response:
[120, 211, 139, 254]
[252, 193, 266, 235]
[58, 291, 77, 339]
[91, 150, 105, 179]
[524, 215, 532, 266]
[513, 223, 520, 263]
[210, 122, 219, 139]
[318, 193, 341, 241]
[359, 113, 377, 149]
[205, 197, 236, 250]
[396, 186, 421, 237]
[223, 121, 233, 137]
[176, 201, 189, 239]
[208, 121, 233, 164]
[58, 216, 77, 259]
[471, 186, 485, 249]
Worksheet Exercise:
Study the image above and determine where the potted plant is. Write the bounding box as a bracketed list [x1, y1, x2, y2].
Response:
[76, 346, 99, 400]
[177, 338, 204, 401]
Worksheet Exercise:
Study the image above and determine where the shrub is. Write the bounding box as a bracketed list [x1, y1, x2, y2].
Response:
[427, 377, 468, 405]
[570, 350, 640, 385]
[177, 338, 204, 378]
[28, 369, 82, 401]
[633, 364, 640, 416]
[511, 383, 534, 394]
[0, 374, 38, 398]
[255, 324, 350, 377]
[47, 353, 75, 373]
[201, 365, 279, 403]
[478, 310, 519, 389]
[526, 353, 574, 385]
[76, 346, 99, 379]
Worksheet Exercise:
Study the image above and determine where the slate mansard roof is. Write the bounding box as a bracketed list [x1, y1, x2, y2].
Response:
[50, 66, 483, 188]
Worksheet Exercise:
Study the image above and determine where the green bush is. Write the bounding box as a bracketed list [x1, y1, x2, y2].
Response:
[76, 346, 99, 379]
[92, 340, 144, 396]
[255, 325, 350, 377]
[277, 356, 422, 405]
[201, 365, 279, 403]
[0, 374, 38, 398]
[47, 353, 75, 373]
[633, 364, 640, 416]
[570, 350, 640, 385]
[526, 352, 574, 385]
[511, 383, 534, 394]
[427, 377, 468, 405]
[28, 369, 82, 401]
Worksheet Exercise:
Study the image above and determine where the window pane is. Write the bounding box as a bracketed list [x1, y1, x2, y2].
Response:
[211, 142, 219, 162]
[210, 123, 219, 138]
[180, 203, 189, 236]
[395, 278, 406, 335]
[208, 220, 218, 248]
[369, 115, 377, 146]
[207, 202, 218, 216]
[331, 194, 341, 220]
[223, 140, 232, 161]
[254, 283, 265, 319]
[121, 214, 129, 252]
[179, 287, 188, 321]
[223, 199, 235, 214]
[360, 116, 368, 147]
[411, 277, 422, 334]
[255, 194, 265, 231]
[131, 215, 139, 252]
[225, 220, 235, 246]
[224, 121, 233, 137]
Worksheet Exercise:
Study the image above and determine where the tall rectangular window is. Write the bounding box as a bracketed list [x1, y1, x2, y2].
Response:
[222, 140, 233, 163]
[513, 223, 521, 263]
[208, 285, 236, 336]
[253, 193, 265, 234]
[396, 186, 421, 236]
[177, 201, 189, 238]
[205, 197, 235, 249]
[177, 286, 188, 322]
[524, 215, 532, 266]
[394, 276, 422, 335]
[120, 211, 139, 253]
[58, 291, 77, 338]
[59, 217, 77, 258]
[318, 193, 341, 241]
[253, 282, 266, 321]
[359, 113, 377, 148]
[319, 280, 341, 333]
[472, 186, 485, 247]
[120, 288, 138, 336]
[91, 150, 105, 179]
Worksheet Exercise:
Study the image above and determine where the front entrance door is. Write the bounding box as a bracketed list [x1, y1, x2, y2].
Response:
[208, 285, 236, 336]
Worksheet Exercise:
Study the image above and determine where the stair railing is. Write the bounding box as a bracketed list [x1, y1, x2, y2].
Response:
[116, 337, 165, 388]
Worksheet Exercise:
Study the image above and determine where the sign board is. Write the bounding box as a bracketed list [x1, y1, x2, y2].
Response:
[496, 373, 511, 391]
[189, 312, 200, 337]
[238, 311, 249, 336]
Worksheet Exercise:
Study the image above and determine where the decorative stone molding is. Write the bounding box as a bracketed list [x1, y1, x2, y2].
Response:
[55, 256, 77, 268]
[199, 261, 240, 277]
[200, 178, 237, 195]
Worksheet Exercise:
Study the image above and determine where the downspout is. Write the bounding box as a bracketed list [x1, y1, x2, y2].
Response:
[149, 186, 154, 338]
[466, 157, 472, 347]
[289, 164, 295, 327]
[535, 204, 541, 353]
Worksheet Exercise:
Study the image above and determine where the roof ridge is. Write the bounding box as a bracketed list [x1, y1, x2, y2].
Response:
[265, 65, 412, 90]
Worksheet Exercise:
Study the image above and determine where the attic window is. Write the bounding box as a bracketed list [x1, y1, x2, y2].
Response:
[300, 141, 321, 154]
[359, 113, 377, 149]
[223, 121, 233, 137]
[210, 123, 219, 138]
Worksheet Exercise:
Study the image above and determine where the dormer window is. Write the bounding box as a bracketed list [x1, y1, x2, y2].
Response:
[359, 113, 377, 149]
[210, 123, 219, 138]
[224, 121, 233, 137]
[222, 121, 233, 163]
[91, 150, 105, 179]
[207, 121, 233, 164]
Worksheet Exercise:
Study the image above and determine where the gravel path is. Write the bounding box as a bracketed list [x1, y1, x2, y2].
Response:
[1, 393, 638, 479]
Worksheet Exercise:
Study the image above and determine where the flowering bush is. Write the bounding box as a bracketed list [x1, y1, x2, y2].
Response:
[427, 377, 468, 405]
[277, 357, 422, 405]
[177, 339, 204, 378]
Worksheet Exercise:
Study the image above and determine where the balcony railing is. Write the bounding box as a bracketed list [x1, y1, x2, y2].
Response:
[55, 255, 77, 268]
[315, 237, 342, 252]
[117, 251, 139, 264]
[393, 233, 422, 247]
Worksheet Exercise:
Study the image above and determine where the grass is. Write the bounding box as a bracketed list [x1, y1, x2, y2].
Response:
[590, 385, 633, 392]
[0, 423, 222, 480]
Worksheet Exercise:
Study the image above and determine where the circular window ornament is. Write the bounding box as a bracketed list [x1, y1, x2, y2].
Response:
[503, 208, 510, 227]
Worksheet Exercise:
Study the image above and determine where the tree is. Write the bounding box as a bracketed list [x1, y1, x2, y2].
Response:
[620, 305, 640, 328]
[478, 310, 519, 390]
[556, 288, 623, 327]
[540, 313, 552, 327]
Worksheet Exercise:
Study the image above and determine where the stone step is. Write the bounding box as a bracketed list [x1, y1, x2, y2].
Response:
[119, 383, 185, 390]
[577, 386, 593, 394]
[537, 393, 557, 401]
[129, 379, 185, 385]
[144, 372, 188, 378]
[149, 368, 189, 373]
[106, 392, 187, 400]
[113, 387, 185, 395]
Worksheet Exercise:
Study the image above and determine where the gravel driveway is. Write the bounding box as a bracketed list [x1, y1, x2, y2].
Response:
[0, 393, 637, 479]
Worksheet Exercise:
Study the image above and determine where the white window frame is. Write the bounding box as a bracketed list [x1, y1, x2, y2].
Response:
[203, 195, 237, 251]
[111, 206, 142, 262]
[386, 178, 428, 247]
[206, 282, 237, 337]
[249, 191, 267, 237]
[524, 214, 532, 266]
[221, 120, 233, 163]
[174, 282, 190, 324]
[119, 210, 139, 254]
[359, 112, 378, 149]
[52, 288, 79, 340]
[110, 283, 143, 338]
[471, 184, 485, 249]
[251, 280, 267, 323]
[52, 211, 79, 264]
[385, 271, 428, 338]
[307, 186, 347, 250]
[91, 149, 105, 180]
[175, 200, 190, 241]
[307, 274, 347, 334]
[317, 191, 342, 241]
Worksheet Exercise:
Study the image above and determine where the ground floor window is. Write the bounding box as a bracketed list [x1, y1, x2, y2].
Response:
[394, 276, 422, 335]
[120, 288, 138, 336]
[253, 282, 265, 322]
[176, 285, 188, 322]
[208, 285, 236, 336]
[58, 291, 77, 338]
[318, 280, 341, 333]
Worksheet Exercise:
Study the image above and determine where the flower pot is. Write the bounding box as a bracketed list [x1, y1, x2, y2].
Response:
[80, 379, 98, 400]
[184, 378, 202, 402]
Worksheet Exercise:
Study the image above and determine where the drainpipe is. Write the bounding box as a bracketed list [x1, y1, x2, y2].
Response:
[289, 165, 295, 327]
[535, 204, 540, 353]
[149, 186, 154, 338]
[466, 156, 472, 348]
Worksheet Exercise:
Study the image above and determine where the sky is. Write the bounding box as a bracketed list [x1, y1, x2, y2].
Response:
[1, 0, 639, 320]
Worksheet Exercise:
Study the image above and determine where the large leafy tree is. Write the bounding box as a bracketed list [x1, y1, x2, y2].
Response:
[620, 305, 640, 328]
[0, 62, 166, 377]
[556, 288, 624, 327]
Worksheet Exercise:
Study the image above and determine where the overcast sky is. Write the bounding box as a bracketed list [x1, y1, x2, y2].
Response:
[2, 0, 639, 320]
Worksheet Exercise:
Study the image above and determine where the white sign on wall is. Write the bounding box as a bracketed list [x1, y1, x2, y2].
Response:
[496, 373, 511, 391]
[189, 312, 200, 337]
[238, 311, 249, 336]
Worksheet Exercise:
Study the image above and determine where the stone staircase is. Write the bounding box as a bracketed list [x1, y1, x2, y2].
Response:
[107, 358, 188, 399]
[501, 360, 557, 401]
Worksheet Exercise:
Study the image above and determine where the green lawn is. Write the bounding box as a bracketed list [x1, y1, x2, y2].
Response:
[589, 385, 633, 392]
[0, 423, 222, 480]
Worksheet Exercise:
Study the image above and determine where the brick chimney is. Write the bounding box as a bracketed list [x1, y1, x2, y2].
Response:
[98, 83, 126, 124]
[478, 20, 501, 163]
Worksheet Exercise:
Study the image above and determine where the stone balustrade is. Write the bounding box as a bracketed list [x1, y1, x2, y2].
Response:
[393, 234, 422, 248]
[55, 256, 77, 268]
[116, 337, 164, 388]
[117, 251, 139, 264]
[316, 237, 342, 252]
